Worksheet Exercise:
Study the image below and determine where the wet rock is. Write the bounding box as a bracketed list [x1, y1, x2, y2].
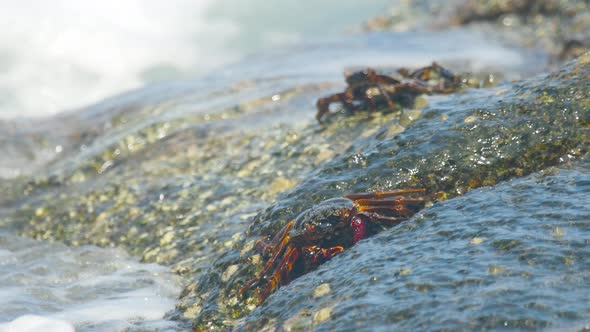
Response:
[469, 237, 485, 245]
[313, 307, 332, 325]
[367, 0, 590, 64]
[313, 283, 331, 298]
[194, 56, 590, 330]
[237, 159, 590, 330]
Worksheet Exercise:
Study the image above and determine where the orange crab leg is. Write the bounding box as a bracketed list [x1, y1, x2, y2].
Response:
[345, 188, 425, 200]
[302, 245, 344, 266]
[358, 205, 416, 216]
[258, 243, 345, 302]
[239, 221, 294, 297]
[355, 197, 425, 206]
[257, 220, 295, 256]
[257, 246, 300, 303]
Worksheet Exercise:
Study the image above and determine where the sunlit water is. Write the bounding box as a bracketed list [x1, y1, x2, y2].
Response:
[0, 231, 183, 332]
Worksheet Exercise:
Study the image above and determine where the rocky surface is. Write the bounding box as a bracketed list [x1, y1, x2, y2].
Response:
[0, 2, 589, 330]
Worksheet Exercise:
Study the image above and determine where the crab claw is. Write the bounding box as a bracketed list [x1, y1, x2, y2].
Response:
[350, 215, 367, 244]
[302, 245, 344, 266]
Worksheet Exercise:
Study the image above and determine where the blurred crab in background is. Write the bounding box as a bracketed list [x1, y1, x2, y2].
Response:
[316, 62, 461, 122]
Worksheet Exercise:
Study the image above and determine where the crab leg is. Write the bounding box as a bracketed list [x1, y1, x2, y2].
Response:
[358, 205, 417, 216]
[343, 89, 356, 109]
[356, 197, 425, 218]
[375, 84, 398, 113]
[257, 247, 300, 303]
[316, 91, 356, 122]
[345, 189, 425, 200]
[257, 220, 295, 256]
[362, 68, 398, 113]
[365, 92, 378, 112]
[239, 221, 294, 296]
[410, 62, 456, 83]
[355, 198, 425, 206]
[398, 81, 455, 94]
[302, 245, 344, 266]
[374, 73, 401, 86]
[316, 94, 342, 122]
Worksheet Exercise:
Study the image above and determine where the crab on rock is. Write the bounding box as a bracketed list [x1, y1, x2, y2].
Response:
[239, 189, 430, 304]
[316, 62, 461, 122]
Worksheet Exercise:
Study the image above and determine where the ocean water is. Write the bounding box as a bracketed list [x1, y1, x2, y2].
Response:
[0, 231, 183, 332]
[0, 0, 392, 118]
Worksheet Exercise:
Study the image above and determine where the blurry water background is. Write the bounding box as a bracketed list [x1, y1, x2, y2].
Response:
[0, 0, 392, 118]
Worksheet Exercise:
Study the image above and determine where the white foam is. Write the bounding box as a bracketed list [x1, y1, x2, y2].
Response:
[0, 232, 183, 331]
[52, 289, 180, 323]
[0, 0, 238, 118]
[0, 315, 75, 332]
[0, 0, 395, 118]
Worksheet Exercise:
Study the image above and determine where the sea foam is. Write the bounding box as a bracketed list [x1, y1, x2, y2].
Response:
[0, 231, 183, 331]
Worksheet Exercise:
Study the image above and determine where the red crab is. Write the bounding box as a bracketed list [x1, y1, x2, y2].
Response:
[315, 68, 402, 122]
[239, 189, 430, 304]
[316, 62, 461, 122]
